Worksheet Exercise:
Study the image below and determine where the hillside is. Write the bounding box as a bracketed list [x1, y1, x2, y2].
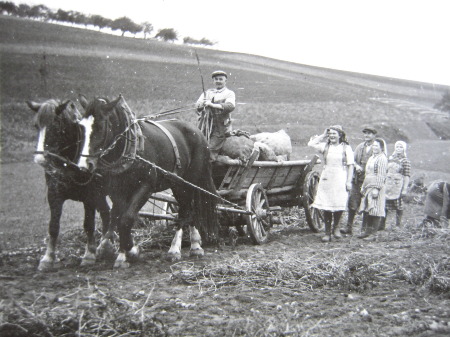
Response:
[1, 14, 449, 166]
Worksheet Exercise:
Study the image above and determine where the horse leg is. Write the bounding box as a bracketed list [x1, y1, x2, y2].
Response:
[96, 196, 115, 260]
[172, 188, 205, 258]
[39, 196, 63, 271]
[189, 225, 204, 257]
[114, 186, 150, 268]
[80, 202, 96, 266]
[167, 227, 183, 261]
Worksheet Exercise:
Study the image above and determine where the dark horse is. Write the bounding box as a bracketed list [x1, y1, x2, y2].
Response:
[27, 99, 114, 271]
[77, 95, 218, 268]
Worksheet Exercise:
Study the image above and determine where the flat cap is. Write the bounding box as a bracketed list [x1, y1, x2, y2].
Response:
[362, 126, 377, 134]
[211, 70, 227, 78]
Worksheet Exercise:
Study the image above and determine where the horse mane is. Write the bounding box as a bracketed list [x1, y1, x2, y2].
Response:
[34, 99, 62, 129]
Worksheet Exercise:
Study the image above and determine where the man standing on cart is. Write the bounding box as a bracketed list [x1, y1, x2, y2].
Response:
[195, 70, 236, 161]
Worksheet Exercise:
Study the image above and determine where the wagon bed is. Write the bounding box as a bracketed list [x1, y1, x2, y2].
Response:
[140, 153, 322, 244]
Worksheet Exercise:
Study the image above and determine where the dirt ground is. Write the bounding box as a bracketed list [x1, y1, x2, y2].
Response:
[1, 202, 449, 337]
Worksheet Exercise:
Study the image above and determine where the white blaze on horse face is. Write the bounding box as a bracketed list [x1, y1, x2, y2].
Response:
[78, 115, 94, 168]
[34, 127, 46, 165]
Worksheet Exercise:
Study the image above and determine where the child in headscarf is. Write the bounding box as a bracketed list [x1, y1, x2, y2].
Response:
[379, 141, 411, 229]
[358, 138, 388, 240]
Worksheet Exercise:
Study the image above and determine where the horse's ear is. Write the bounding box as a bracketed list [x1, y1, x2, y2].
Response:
[103, 94, 122, 111]
[55, 100, 70, 115]
[79, 94, 88, 110]
[27, 101, 41, 112]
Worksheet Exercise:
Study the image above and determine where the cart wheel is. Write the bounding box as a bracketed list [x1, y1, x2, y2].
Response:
[303, 171, 324, 232]
[245, 183, 272, 244]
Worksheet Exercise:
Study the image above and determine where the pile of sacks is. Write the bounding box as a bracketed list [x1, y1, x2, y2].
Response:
[217, 129, 292, 164]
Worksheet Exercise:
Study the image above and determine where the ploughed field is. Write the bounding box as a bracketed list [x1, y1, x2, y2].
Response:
[1, 15, 450, 337]
[1, 163, 449, 337]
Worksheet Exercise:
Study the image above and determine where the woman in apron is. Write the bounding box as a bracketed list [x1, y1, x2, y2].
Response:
[358, 138, 388, 241]
[308, 125, 354, 242]
[379, 141, 411, 229]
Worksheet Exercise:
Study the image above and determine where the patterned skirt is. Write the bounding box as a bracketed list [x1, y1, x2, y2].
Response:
[385, 197, 403, 211]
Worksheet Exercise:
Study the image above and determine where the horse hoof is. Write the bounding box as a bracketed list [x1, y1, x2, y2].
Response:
[97, 240, 115, 260]
[167, 252, 181, 262]
[38, 261, 54, 272]
[189, 248, 204, 257]
[113, 260, 130, 269]
[126, 246, 140, 262]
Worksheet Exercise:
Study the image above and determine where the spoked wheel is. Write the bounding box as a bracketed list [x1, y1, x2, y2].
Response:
[303, 171, 324, 232]
[245, 183, 273, 244]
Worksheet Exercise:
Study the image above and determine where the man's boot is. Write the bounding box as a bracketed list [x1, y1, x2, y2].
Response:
[396, 210, 403, 227]
[322, 221, 332, 242]
[341, 210, 355, 235]
[358, 213, 370, 239]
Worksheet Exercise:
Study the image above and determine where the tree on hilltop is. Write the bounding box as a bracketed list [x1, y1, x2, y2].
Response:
[0, 1, 17, 15]
[183, 36, 215, 46]
[89, 14, 112, 31]
[68, 10, 88, 26]
[142, 21, 154, 39]
[155, 28, 178, 42]
[53, 9, 70, 22]
[29, 5, 50, 21]
[16, 3, 30, 17]
[110, 16, 141, 36]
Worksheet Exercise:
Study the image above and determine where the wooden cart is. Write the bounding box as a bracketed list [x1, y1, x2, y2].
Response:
[139, 153, 322, 244]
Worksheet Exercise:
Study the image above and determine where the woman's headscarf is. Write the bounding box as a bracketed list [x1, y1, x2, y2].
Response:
[328, 125, 349, 144]
[390, 140, 407, 158]
[374, 137, 388, 156]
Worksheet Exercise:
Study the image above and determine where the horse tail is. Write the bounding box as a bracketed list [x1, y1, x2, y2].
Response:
[192, 160, 219, 242]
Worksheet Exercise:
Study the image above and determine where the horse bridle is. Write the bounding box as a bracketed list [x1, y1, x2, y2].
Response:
[34, 116, 83, 166]
[79, 100, 139, 172]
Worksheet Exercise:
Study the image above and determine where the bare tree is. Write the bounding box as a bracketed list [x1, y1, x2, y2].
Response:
[142, 21, 154, 39]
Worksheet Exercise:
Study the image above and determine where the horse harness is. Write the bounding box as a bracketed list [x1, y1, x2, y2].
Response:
[144, 120, 182, 173]
[97, 99, 182, 175]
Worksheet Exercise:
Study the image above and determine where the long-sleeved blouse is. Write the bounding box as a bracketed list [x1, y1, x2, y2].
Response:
[359, 153, 388, 216]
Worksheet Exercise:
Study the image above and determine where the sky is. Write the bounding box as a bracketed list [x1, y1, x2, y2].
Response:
[26, 0, 450, 86]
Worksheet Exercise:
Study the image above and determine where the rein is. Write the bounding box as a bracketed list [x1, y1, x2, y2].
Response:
[89, 99, 241, 209]
[135, 154, 242, 209]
